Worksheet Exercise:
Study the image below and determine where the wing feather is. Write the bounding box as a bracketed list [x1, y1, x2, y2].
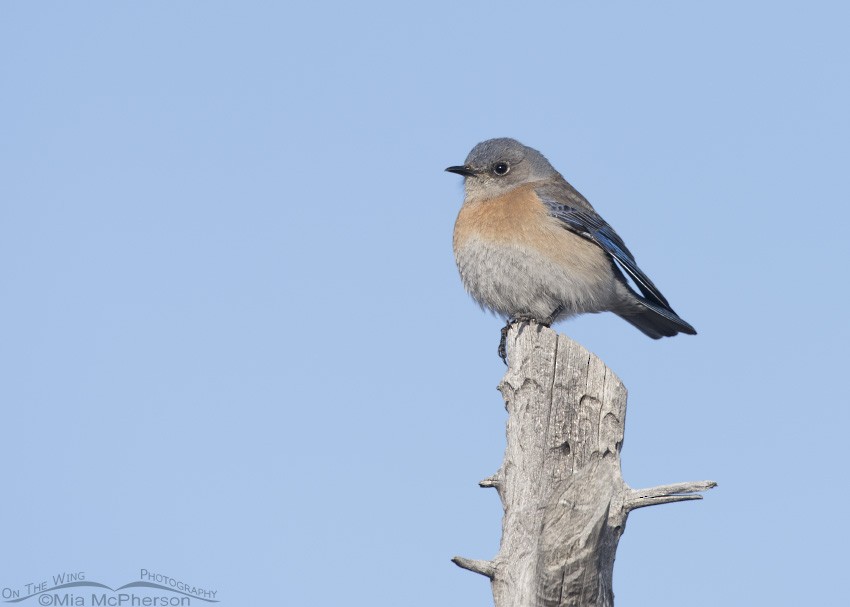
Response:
[535, 185, 671, 309]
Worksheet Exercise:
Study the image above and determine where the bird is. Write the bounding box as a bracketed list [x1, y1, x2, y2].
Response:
[446, 137, 696, 362]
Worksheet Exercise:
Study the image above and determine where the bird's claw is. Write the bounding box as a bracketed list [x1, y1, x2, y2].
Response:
[498, 315, 552, 365]
[498, 323, 510, 364]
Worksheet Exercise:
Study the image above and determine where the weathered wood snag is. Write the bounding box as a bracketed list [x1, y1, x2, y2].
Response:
[453, 323, 715, 607]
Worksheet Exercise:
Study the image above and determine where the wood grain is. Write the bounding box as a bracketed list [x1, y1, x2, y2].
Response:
[453, 324, 715, 606]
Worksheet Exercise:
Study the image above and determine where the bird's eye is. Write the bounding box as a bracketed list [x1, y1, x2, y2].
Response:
[492, 162, 510, 176]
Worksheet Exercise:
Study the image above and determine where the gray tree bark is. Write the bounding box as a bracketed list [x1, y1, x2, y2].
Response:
[453, 323, 715, 607]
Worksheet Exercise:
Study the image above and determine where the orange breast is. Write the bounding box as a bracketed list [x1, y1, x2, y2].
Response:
[453, 184, 551, 248]
[453, 183, 609, 276]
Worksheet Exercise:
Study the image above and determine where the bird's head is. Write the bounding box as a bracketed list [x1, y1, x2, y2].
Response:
[446, 138, 558, 200]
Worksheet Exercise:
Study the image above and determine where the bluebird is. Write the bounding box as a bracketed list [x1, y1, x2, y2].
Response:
[447, 138, 696, 361]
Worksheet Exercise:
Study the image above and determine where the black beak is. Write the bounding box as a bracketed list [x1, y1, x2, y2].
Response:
[445, 165, 476, 177]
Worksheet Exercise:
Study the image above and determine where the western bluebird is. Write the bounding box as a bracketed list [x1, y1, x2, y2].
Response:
[447, 137, 696, 361]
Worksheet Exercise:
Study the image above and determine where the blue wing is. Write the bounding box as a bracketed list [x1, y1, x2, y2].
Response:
[536, 187, 672, 309]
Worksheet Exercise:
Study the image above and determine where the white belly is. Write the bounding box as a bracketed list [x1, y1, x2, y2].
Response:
[454, 236, 618, 321]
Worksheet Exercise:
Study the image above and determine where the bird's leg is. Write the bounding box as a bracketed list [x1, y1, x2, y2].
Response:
[539, 305, 564, 329]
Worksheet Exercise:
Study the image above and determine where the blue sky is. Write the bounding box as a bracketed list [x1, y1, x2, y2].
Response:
[1, 2, 848, 605]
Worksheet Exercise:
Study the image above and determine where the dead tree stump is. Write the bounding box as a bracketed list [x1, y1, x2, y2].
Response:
[453, 324, 715, 607]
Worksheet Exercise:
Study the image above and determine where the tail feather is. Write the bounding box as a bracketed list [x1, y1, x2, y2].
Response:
[617, 296, 697, 339]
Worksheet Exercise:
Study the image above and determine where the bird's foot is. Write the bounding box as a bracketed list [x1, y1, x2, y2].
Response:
[498, 323, 510, 364]
[498, 315, 551, 365]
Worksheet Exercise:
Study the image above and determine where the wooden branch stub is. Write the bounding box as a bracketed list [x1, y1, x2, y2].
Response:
[452, 556, 496, 579]
[454, 324, 715, 607]
[626, 481, 718, 512]
[479, 475, 501, 489]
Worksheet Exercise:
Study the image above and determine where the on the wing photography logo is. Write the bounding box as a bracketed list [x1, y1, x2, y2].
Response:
[1, 570, 218, 606]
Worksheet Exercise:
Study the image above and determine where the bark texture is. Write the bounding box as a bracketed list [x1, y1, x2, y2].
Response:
[453, 323, 714, 607]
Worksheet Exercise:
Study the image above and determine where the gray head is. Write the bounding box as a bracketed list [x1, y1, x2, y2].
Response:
[446, 138, 560, 200]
